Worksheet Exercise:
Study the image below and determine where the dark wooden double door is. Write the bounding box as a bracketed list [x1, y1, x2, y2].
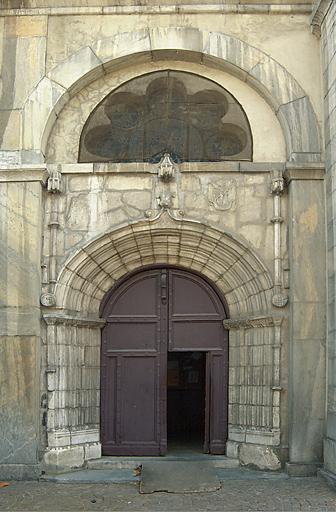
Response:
[100, 267, 228, 456]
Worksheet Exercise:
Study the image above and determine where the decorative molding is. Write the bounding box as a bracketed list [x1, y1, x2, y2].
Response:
[40, 293, 56, 307]
[43, 314, 106, 328]
[228, 426, 281, 446]
[0, 4, 314, 17]
[310, 0, 332, 36]
[272, 292, 289, 308]
[223, 316, 283, 330]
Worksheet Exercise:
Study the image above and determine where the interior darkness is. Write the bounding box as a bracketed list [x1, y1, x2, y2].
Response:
[167, 351, 206, 451]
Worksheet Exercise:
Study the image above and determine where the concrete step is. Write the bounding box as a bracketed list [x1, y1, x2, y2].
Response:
[87, 455, 240, 470]
[40, 467, 287, 484]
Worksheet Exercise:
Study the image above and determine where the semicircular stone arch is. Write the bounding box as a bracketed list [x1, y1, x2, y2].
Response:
[54, 215, 274, 318]
[22, 27, 321, 165]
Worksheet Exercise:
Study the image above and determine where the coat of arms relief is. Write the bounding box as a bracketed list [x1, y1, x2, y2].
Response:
[209, 179, 236, 211]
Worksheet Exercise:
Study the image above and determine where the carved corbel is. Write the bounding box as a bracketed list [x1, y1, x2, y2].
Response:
[47, 169, 63, 193]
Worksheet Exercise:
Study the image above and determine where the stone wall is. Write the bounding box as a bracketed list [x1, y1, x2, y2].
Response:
[317, 0, 336, 482]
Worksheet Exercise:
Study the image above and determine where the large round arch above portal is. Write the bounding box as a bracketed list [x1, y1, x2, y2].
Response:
[21, 28, 321, 165]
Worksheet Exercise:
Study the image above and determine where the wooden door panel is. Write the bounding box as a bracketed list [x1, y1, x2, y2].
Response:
[106, 322, 157, 351]
[209, 352, 228, 454]
[107, 274, 158, 316]
[171, 321, 223, 351]
[121, 355, 157, 443]
[170, 272, 221, 315]
[101, 270, 165, 456]
[101, 353, 117, 447]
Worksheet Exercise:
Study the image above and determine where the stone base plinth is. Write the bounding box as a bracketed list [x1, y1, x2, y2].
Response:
[324, 438, 336, 474]
[286, 462, 323, 477]
[0, 464, 41, 480]
[42, 442, 102, 474]
[318, 468, 336, 489]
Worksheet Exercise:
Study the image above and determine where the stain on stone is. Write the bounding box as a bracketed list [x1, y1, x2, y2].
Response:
[298, 204, 318, 234]
[42, 411, 47, 427]
[0, 37, 17, 146]
[41, 393, 47, 409]
[2, 0, 26, 8]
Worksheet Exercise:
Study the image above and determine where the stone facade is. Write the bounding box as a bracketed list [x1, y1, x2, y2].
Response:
[0, 0, 333, 480]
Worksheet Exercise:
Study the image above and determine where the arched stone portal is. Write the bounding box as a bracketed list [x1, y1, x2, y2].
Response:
[37, 27, 324, 476]
[43, 214, 285, 471]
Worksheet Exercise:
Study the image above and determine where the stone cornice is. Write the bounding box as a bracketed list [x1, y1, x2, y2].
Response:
[310, 0, 332, 36]
[0, 4, 314, 17]
[43, 313, 106, 328]
[0, 168, 49, 184]
[284, 162, 326, 182]
[223, 315, 283, 329]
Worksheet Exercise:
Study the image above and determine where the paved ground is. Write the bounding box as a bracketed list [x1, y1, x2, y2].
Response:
[1, 477, 336, 511]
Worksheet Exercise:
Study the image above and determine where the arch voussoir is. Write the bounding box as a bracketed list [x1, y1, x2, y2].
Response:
[54, 219, 273, 316]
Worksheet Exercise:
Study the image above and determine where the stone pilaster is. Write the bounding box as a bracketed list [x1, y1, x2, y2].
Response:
[0, 168, 47, 479]
[285, 165, 326, 477]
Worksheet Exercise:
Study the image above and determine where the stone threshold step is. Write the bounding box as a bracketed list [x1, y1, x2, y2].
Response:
[87, 455, 240, 470]
[40, 467, 288, 484]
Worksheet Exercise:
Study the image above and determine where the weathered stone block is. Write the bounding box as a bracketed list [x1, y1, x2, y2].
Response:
[239, 443, 281, 471]
[43, 446, 84, 472]
[84, 442, 101, 461]
[105, 175, 152, 191]
[181, 176, 201, 191]
[279, 96, 321, 154]
[14, 37, 47, 109]
[184, 193, 207, 210]
[47, 46, 104, 96]
[123, 190, 152, 209]
[0, 109, 20, 149]
[226, 441, 239, 459]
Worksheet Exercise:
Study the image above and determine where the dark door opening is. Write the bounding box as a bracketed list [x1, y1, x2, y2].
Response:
[167, 351, 206, 452]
